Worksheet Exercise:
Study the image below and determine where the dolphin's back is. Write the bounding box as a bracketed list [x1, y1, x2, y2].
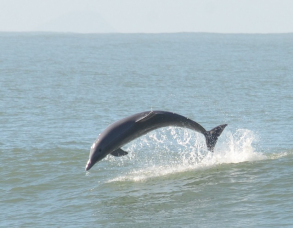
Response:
[133, 111, 206, 135]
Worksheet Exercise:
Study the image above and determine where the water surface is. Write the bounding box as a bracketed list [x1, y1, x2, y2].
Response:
[1, 33, 293, 227]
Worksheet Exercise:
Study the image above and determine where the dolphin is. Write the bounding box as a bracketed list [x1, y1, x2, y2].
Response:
[85, 111, 227, 171]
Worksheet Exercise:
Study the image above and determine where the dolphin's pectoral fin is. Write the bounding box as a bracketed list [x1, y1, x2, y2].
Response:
[136, 111, 156, 123]
[110, 148, 129, 157]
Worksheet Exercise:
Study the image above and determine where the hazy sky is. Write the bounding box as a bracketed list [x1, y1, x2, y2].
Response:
[0, 0, 293, 33]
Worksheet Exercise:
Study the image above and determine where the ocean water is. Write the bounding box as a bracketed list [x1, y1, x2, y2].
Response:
[1, 32, 293, 227]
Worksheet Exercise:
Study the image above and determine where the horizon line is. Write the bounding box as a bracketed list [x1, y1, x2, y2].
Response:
[1, 31, 293, 35]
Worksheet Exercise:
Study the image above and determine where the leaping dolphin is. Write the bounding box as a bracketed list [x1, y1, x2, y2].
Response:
[85, 111, 227, 171]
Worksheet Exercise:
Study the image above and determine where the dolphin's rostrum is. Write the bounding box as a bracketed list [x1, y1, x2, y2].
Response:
[86, 111, 227, 171]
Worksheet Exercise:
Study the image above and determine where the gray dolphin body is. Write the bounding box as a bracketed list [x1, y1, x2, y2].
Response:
[85, 111, 227, 171]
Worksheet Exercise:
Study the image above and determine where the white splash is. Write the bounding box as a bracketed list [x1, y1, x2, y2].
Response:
[107, 128, 266, 183]
[204, 129, 266, 165]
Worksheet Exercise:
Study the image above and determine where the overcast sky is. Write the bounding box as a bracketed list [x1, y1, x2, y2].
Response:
[0, 0, 293, 33]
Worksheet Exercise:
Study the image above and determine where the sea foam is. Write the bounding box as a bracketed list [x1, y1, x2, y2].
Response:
[107, 128, 266, 182]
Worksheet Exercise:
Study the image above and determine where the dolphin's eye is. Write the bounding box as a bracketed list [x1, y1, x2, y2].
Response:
[99, 149, 102, 152]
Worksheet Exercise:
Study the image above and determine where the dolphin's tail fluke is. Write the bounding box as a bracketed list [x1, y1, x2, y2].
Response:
[204, 124, 227, 152]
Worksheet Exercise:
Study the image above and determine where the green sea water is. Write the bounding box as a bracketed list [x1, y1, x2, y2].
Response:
[1, 33, 293, 227]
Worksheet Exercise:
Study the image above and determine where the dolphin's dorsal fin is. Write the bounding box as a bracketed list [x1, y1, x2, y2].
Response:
[110, 148, 128, 157]
[136, 111, 156, 123]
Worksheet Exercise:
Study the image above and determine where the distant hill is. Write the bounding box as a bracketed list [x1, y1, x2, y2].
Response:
[36, 11, 116, 33]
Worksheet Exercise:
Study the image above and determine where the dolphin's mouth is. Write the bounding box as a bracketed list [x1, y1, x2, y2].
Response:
[85, 160, 92, 171]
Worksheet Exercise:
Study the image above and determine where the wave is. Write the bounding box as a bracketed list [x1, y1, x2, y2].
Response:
[106, 128, 266, 183]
